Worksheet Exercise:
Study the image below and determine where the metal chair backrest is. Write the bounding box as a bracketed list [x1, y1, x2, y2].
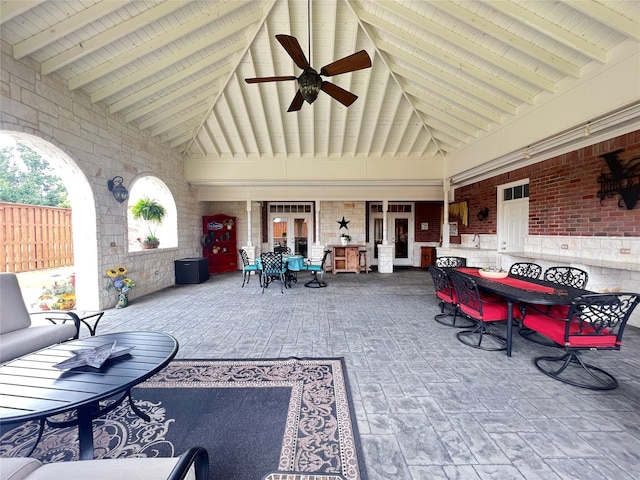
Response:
[260, 252, 283, 275]
[435, 256, 466, 268]
[428, 266, 455, 302]
[565, 293, 640, 349]
[239, 249, 251, 267]
[544, 266, 589, 289]
[274, 246, 291, 255]
[449, 270, 484, 318]
[509, 262, 542, 279]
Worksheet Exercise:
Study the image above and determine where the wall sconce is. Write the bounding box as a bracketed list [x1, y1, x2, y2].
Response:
[583, 123, 591, 137]
[107, 176, 129, 203]
[523, 147, 531, 159]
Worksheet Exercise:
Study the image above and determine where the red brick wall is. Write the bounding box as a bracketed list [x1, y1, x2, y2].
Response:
[415, 202, 442, 242]
[455, 130, 640, 237]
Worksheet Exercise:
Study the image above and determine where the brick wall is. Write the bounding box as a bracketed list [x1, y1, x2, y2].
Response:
[455, 130, 640, 237]
[414, 202, 442, 243]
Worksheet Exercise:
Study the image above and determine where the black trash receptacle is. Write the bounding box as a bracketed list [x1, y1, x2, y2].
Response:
[175, 258, 209, 284]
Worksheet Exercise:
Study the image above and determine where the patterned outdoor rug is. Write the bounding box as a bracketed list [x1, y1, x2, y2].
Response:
[0, 358, 366, 480]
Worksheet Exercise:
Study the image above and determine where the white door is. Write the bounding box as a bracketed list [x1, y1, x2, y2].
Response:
[498, 182, 529, 252]
[369, 211, 414, 266]
[270, 215, 311, 256]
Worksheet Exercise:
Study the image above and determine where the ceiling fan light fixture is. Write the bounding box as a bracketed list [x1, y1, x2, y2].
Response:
[298, 69, 322, 104]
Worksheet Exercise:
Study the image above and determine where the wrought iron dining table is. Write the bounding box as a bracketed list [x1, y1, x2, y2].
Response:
[0, 331, 178, 459]
[454, 267, 593, 357]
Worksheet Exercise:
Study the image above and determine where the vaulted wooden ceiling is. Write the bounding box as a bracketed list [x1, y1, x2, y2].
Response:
[1, 0, 639, 165]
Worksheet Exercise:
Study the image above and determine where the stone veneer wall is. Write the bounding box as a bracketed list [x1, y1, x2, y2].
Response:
[1, 40, 202, 310]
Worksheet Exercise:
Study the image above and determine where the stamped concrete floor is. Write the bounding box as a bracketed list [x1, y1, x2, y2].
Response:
[93, 268, 640, 480]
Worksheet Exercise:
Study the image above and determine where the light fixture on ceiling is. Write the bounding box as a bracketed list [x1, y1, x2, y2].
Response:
[583, 123, 591, 137]
[523, 147, 531, 159]
[298, 68, 322, 104]
[107, 176, 129, 203]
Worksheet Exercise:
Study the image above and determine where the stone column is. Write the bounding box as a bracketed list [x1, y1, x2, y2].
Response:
[442, 178, 451, 248]
[377, 200, 394, 273]
[241, 200, 256, 261]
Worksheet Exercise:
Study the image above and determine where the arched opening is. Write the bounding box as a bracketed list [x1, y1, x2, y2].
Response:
[127, 176, 177, 250]
[1, 131, 100, 310]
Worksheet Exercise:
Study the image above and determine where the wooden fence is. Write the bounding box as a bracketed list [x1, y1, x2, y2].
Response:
[1, 202, 73, 273]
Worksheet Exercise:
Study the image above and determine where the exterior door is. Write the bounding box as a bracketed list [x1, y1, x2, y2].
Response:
[498, 181, 529, 252]
[270, 214, 311, 256]
[388, 213, 413, 266]
[369, 210, 414, 266]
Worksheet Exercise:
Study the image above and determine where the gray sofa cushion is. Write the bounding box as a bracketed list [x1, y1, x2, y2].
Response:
[0, 273, 31, 335]
[0, 458, 42, 480]
[0, 323, 79, 363]
[4, 458, 195, 480]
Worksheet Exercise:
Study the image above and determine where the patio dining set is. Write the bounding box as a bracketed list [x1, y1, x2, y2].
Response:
[429, 256, 640, 391]
[239, 248, 330, 292]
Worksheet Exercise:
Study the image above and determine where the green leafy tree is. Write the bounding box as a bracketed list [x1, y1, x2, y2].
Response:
[0, 143, 69, 207]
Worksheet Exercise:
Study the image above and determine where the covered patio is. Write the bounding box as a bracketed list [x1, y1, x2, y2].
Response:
[90, 268, 640, 479]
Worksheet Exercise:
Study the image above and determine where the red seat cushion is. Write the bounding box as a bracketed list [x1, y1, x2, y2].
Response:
[460, 301, 522, 323]
[522, 313, 617, 348]
[436, 289, 457, 304]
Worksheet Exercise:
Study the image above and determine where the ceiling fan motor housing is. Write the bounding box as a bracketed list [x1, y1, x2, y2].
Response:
[298, 68, 322, 104]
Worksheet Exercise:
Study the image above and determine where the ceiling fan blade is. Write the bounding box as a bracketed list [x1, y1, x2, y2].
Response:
[276, 34, 310, 70]
[321, 82, 358, 108]
[287, 90, 305, 112]
[245, 76, 297, 84]
[320, 50, 371, 77]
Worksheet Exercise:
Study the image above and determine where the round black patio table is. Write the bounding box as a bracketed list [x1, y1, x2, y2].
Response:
[0, 331, 178, 459]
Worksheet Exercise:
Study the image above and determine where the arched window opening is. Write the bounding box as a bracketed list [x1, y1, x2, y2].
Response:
[127, 176, 177, 250]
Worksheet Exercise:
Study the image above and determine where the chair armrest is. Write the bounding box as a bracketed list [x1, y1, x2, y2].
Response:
[29, 311, 80, 339]
[167, 447, 209, 480]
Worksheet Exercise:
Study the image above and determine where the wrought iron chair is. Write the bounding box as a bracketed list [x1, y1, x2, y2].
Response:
[522, 292, 640, 390]
[274, 245, 292, 255]
[435, 256, 467, 268]
[428, 266, 475, 328]
[305, 250, 330, 288]
[450, 270, 522, 351]
[521, 265, 591, 345]
[544, 266, 589, 289]
[508, 262, 542, 279]
[239, 249, 259, 287]
[259, 252, 286, 293]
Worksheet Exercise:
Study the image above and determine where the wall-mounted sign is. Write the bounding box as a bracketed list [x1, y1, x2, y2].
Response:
[421, 222, 429, 230]
[450, 222, 458, 236]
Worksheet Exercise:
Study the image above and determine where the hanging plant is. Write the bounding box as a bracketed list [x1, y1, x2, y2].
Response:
[131, 197, 166, 247]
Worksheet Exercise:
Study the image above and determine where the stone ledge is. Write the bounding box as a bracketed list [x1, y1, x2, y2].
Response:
[501, 252, 640, 272]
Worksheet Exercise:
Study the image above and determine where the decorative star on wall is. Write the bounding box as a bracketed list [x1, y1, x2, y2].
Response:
[337, 216, 350, 230]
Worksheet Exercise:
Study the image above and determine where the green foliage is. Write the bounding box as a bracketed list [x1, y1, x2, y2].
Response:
[0, 143, 69, 207]
[131, 197, 166, 223]
[131, 197, 166, 240]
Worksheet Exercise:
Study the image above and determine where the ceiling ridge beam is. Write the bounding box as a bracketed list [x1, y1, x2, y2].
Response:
[109, 59, 233, 116]
[403, 83, 489, 131]
[92, 17, 253, 104]
[183, 0, 278, 157]
[138, 91, 214, 131]
[414, 102, 479, 138]
[432, 0, 580, 77]
[68, 1, 247, 91]
[565, 0, 640, 41]
[0, 1, 45, 25]
[376, 36, 535, 105]
[42, 1, 188, 75]
[13, 1, 128, 59]
[381, 42, 519, 113]
[347, 0, 443, 157]
[372, 2, 555, 92]
[125, 71, 220, 123]
[152, 106, 210, 137]
[391, 62, 510, 119]
[491, 1, 607, 62]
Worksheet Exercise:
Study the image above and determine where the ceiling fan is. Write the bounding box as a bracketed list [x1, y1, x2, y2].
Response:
[245, 33, 371, 112]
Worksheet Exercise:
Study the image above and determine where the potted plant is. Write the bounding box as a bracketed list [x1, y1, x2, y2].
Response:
[131, 197, 166, 249]
[340, 233, 351, 246]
